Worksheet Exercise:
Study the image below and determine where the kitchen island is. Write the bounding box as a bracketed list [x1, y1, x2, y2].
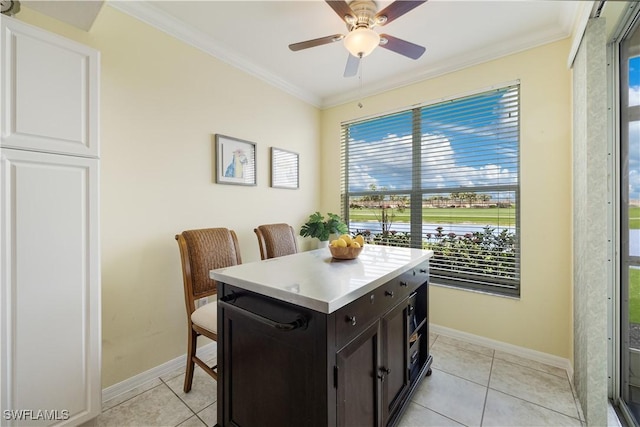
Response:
[210, 245, 433, 427]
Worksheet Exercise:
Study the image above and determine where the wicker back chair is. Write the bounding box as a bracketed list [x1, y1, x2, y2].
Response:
[254, 223, 299, 260]
[175, 227, 242, 392]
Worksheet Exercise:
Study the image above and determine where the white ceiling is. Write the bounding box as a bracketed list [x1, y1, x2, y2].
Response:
[23, 0, 105, 31]
[23, 0, 586, 108]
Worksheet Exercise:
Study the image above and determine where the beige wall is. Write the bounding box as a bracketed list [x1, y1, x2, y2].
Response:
[321, 39, 573, 360]
[18, 4, 574, 387]
[16, 6, 321, 387]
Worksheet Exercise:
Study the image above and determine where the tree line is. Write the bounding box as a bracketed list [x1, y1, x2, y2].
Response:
[352, 185, 513, 208]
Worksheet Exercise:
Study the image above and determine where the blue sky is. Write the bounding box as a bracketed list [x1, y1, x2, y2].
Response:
[630, 56, 639, 87]
[347, 69, 639, 201]
[629, 56, 639, 201]
[346, 88, 518, 193]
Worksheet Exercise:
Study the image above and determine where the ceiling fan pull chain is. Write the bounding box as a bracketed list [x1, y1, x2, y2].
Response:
[358, 55, 364, 109]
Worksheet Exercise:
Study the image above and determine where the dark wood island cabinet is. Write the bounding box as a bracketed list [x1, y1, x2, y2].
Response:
[211, 245, 433, 427]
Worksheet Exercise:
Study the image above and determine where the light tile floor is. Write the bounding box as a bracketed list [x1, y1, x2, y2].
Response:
[89, 332, 614, 426]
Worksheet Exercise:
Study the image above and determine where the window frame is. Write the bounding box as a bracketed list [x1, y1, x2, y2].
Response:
[341, 84, 521, 297]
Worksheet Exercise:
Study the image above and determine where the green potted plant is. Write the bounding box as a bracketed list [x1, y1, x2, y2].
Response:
[300, 212, 348, 246]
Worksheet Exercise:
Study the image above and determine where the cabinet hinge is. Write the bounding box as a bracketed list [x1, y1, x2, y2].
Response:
[333, 365, 338, 388]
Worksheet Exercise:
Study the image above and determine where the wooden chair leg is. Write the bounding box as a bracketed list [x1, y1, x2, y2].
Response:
[184, 329, 198, 393]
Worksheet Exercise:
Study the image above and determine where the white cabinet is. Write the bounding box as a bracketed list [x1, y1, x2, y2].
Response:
[1, 15, 99, 157]
[0, 16, 100, 426]
[1, 150, 100, 425]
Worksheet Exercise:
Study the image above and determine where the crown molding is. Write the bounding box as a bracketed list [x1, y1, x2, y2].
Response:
[567, 1, 596, 68]
[107, 1, 323, 108]
[107, 1, 577, 110]
[323, 25, 573, 108]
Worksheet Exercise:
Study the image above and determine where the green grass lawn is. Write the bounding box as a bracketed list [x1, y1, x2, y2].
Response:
[349, 207, 517, 226]
[631, 207, 640, 229]
[349, 206, 639, 229]
[629, 268, 640, 323]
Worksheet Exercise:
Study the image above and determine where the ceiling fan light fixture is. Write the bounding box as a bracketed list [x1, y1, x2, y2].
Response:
[343, 27, 380, 58]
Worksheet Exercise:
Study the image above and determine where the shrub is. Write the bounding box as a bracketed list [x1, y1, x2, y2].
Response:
[425, 226, 516, 277]
[357, 225, 517, 279]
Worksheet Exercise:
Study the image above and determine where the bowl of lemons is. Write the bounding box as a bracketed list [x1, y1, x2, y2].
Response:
[329, 234, 365, 260]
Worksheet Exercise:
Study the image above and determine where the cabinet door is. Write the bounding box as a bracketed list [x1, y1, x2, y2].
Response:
[0, 16, 99, 157]
[337, 322, 381, 427]
[381, 300, 410, 423]
[219, 290, 326, 427]
[1, 149, 100, 425]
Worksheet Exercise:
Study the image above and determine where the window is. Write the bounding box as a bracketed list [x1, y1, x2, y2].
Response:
[619, 10, 640, 421]
[341, 85, 520, 296]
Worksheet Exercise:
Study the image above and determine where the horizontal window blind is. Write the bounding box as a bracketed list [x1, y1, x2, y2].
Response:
[344, 110, 415, 192]
[341, 85, 520, 295]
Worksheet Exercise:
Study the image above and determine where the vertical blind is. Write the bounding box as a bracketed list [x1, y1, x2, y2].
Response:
[341, 85, 520, 295]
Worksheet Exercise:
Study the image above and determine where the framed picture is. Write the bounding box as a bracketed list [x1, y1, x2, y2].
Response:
[271, 147, 299, 189]
[215, 134, 257, 186]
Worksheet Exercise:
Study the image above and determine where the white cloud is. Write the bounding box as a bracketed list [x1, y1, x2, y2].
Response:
[347, 133, 413, 191]
[421, 133, 456, 172]
[630, 86, 640, 107]
[349, 130, 517, 191]
[347, 89, 519, 191]
[420, 133, 516, 188]
[630, 170, 639, 201]
[347, 164, 378, 190]
[628, 120, 639, 199]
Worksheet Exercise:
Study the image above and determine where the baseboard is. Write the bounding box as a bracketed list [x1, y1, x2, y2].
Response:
[430, 324, 574, 379]
[103, 325, 574, 405]
[101, 342, 217, 404]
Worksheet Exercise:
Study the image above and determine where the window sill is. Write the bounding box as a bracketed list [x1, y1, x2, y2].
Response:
[429, 281, 521, 300]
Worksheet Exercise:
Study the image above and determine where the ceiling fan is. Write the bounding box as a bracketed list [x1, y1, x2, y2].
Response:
[289, 0, 427, 77]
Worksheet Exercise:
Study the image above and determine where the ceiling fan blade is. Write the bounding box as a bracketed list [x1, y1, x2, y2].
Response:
[289, 34, 344, 51]
[379, 34, 425, 59]
[375, 0, 427, 26]
[325, 0, 355, 23]
[344, 54, 360, 77]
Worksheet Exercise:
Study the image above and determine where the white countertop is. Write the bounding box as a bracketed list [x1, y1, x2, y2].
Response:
[210, 245, 433, 314]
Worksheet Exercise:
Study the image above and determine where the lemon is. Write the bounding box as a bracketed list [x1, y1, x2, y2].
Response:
[354, 235, 365, 246]
[350, 241, 361, 248]
[335, 238, 347, 247]
[339, 234, 353, 245]
[330, 240, 338, 247]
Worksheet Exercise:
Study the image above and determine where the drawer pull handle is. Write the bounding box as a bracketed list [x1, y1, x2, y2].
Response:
[385, 291, 395, 297]
[400, 281, 408, 287]
[420, 268, 427, 273]
[219, 298, 308, 331]
[346, 315, 357, 326]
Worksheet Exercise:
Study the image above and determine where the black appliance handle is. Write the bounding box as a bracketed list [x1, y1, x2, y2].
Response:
[219, 297, 308, 331]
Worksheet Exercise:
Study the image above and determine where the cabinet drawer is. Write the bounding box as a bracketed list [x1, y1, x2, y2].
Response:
[335, 290, 380, 350]
[379, 261, 429, 308]
[334, 262, 429, 350]
[396, 261, 429, 290]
